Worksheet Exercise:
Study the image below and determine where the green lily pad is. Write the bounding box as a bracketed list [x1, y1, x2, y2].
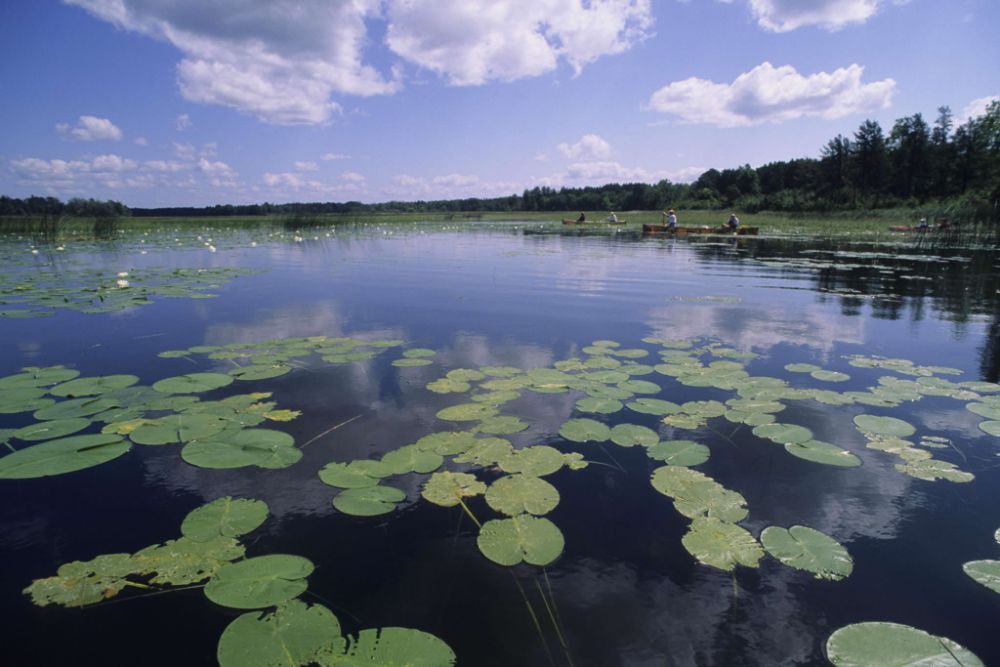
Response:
[217, 600, 342, 667]
[391, 358, 433, 368]
[426, 378, 471, 394]
[784, 440, 862, 467]
[811, 370, 851, 383]
[853, 415, 916, 438]
[651, 466, 748, 523]
[609, 423, 659, 448]
[402, 348, 436, 358]
[895, 459, 974, 483]
[647, 440, 710, 467]
[0, 434, 129, 479]
[979, 421, 1000, 436]
[760, 525, 853, 580]
[229, 364, 292, 381]
[33, 396, 119, 420]
[421, 471, 485, 507]
[181, 497, 269, 543]
[559, 418, 610, 443]
[682, 517, 763, 572]
[319, 627, 456, 667]
[318, 462, 380, 489]
[333, 486, 407, 516]
[131, 536, 245, 585]
[963, 559, 1000, 595]
[129, 413, 229, 446]
[0, 366, 79, 390]
[967, 402, 1000, 420]
[752, 423, 814, 445]
[49, 374, 139, 397]
[153, 373, 234, 394]
[12, 418, 91, 442]
[435, 403, 499, 422]
[454, 438, 514, 467]
[784, 363, 821, 373]
[413, 431, 478, 455]
[826, 622, 983, 667]
[182, 429, 299, 470]
[380, 445, 443, 475]
[681, 401, 727, 418]
[0, 392, 55, 415]
[23, 553, 137, 607]
[575, 397, 624, 414]
[626, 398, 681, 416]
[498, 446, 566, 477]
[485, 475, 560, 516]
[616, 380, 659, 394]
[205, 554, 314, 609]
[477, 515, 564, 567]
[474, 416, 529, 435]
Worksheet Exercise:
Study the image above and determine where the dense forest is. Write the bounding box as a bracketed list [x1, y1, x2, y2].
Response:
[3, 101, 998, 221]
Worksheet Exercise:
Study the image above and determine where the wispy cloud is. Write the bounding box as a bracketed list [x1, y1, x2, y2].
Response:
[175, 113, 192, 131]
[557, 134, 612, 160]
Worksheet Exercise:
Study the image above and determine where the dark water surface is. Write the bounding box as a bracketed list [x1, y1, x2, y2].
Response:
[2, 224, 999, 666]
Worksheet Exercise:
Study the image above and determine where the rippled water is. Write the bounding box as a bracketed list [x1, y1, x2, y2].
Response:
[2, 224, 999, 666]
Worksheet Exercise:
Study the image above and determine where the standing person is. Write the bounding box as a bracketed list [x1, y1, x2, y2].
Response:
[577, 212, 586, 222]
[607, 211, 618, 223]
[666, 209, 677, 228]
[727, 213, 740, 231]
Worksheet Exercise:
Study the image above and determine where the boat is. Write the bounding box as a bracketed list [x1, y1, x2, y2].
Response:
[562, 218, 627, 225]
[642, 224, 759, 236]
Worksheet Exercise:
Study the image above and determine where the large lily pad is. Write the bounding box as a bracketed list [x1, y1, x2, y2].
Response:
[132, 536, 245, 585]
[825, 622, 983, 667]
[610, 423, 659, 448]
[34, 396, 118, 420]
[895, 459, 974, 483]
[50, 375, 139, 397]
[784, 440, 862, 468]
[129, 413, 229, 446]
[435, 403, 498, 422]
[647, 440, 710, 467]
[980, 421, 1000, 437]
[477, 515, 564, 567]
[0, 434, 129, 479]
[205, 554, 314, 609]
[12, 418, 91, 442]
[153, 373, 235, 394]
[485, 475, 559, 516]
[414, 431, 479, 455]
[575, 397, 623, 414]
[752, 423, 814, 445]
[498, 446, 565, 477]
[421, 471, 485, 507]
[651, 467, 748, 523]
[0, 366, 79, 390]
[182, 429, 300, 470]
[319, 627, 456, 667]
[761, 525, 853, 580]
[380, 445, 443, 475]
[23, 553, 138, 607]
[217, 600, 342, 667]
[333, 486, 406, 517]
[853, 415, 915, 438]
[681, 517, 763, 572]
[181, 497, 269, 543]
[626, 398, 682, 416]
[963, 560, 1000, 595]
[559, 418, 611, 443]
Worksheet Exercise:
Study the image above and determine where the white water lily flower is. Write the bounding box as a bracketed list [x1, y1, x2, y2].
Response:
[117, 271, 129, 278]
[116, 279, 129, 288]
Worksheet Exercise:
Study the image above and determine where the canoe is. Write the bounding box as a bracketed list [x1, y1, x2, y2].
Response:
[642, 224, 759, 236]
[562, 218, 627, 225]
[888, 225, 934, 232]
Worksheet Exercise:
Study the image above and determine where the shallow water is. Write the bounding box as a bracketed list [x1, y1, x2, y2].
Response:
[2, 224, 999, 666]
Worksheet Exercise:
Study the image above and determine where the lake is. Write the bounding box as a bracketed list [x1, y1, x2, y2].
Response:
[2, 222, 999, 666]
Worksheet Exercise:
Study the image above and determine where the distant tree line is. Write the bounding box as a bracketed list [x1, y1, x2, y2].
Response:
[5, 101, 998, 221]
[0, 196, 129, 218]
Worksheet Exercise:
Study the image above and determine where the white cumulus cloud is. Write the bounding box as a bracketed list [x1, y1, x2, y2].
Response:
[67, 0, 400, 125]
[386, 0, 653, 85]
[646, 62, 895, 127]
[956, 94, 999, 125]
[747, 0, 892, 32]
[557, 134, 612, 160]
[294, 161, 318, 172]
[55, 115, 123, 141]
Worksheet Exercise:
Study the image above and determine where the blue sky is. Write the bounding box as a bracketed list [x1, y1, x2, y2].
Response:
[1, 0, 997, 207]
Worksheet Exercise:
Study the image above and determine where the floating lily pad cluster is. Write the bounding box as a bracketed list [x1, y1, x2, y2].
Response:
[159, 334, 405, 373]
[23, 496, 456, 667]
[0, 364, 302, 478]
[853, 414, 975, 483]
[0, 266, 258, 318]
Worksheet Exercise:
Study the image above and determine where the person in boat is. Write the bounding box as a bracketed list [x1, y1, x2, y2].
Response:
[917, 217, 929, 231]
[607, 211, 618, 223]
[727, 213, 740, 231]
[666, 209, 677, 228]
[577, 212, 586, 222]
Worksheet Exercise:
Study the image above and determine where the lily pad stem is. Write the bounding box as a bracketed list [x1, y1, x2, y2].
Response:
[299, 414, 362, 449]
[3, 441, 15, 453]
[534, 575, 574, 667]
[456, 497, 482, 529]
[511, 572, 555, 667]
[597, 444, 626, 473]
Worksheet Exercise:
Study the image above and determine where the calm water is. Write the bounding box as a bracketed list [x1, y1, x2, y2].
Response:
[2, 224, 999, 666]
